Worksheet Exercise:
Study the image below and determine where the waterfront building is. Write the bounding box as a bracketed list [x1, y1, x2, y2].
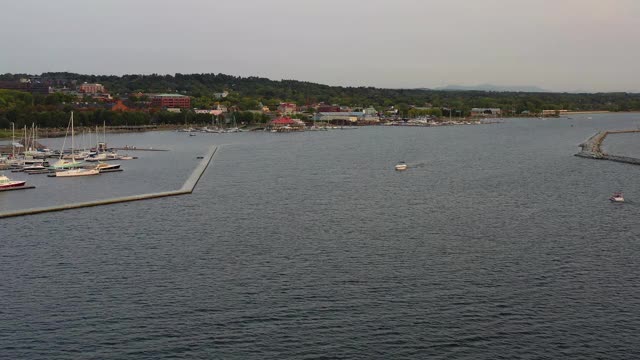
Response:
[470, 108, 501, 117]
[268, 117, 305, 131]
[150, 94, 191, 109]
[313, 112, 366, 122]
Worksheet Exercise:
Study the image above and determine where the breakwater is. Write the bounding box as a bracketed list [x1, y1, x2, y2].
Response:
[575, 129, 640, 165]
[0, 146, 218, 219]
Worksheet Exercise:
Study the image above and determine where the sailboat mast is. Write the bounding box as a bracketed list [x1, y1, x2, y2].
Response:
[11, 122, 15, 158]
[71, 112, 75, 157]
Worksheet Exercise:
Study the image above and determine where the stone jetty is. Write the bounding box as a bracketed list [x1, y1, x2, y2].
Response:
[575, 130, 640, 165]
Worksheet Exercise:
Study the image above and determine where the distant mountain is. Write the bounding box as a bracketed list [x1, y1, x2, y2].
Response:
[433, 84, 549, 93]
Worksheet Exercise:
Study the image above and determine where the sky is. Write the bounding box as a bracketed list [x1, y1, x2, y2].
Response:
[2, 0, 640, 92]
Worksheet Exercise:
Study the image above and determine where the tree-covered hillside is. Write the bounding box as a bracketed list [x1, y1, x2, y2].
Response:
[2, 72, 640, 113]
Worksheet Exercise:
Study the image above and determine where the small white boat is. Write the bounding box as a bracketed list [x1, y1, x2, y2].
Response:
[93, 162, 121, 172]
[395, 162, 408, 171]
[54, 168, 100, 177]
[609, 192, 624, 202]
[0, 174, 26, 188]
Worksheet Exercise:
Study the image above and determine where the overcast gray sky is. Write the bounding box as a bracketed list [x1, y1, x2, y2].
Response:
[2, 0, 639, 92]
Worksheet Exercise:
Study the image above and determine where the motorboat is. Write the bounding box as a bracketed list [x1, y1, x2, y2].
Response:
[395, 161, 408, 171]
[609, 192, 625, 202]
[85, 151, 119, 162]
[0, 174, 26, 188]
[23, 164, 48, 173]
[53, 168, 100, 177]
[93, 162, 121, 172]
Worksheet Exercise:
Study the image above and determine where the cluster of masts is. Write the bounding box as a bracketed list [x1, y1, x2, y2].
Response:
[1, 112, 136, 181]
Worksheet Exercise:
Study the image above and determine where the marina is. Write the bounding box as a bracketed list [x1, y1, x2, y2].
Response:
[0, 145, 217, 218]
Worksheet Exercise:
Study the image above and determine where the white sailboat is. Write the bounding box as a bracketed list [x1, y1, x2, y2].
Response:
[51, 112, 99, 177]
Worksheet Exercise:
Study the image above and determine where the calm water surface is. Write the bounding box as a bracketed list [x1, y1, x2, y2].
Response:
[2, 114, 640, 359]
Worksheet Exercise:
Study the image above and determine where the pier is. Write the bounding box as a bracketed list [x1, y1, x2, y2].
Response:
[0, 146, 218, 219]
[112, 147, 170, 151]
[0, 185, 36, 193]
[575, 130, 640, 165]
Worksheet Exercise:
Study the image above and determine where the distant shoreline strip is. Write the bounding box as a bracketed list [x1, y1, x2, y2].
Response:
[0, 145, 218, 219]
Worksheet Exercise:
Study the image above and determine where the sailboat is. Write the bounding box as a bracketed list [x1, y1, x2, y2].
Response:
[50, 112, 99, 177]
[86, 122, 119, 161]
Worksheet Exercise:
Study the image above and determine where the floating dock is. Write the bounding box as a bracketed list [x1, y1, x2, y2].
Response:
[575, 130, 640, 165]
[111, 147, 169, 151]
[0, 146, 218, 219]
[0, 185, 36, 192]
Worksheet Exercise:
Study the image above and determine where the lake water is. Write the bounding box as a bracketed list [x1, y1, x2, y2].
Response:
[2, 114, 640, 359]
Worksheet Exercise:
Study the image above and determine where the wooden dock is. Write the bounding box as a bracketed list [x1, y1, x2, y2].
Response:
[0, 146, 218, 219]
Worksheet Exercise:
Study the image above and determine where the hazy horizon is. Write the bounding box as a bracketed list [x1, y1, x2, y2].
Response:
[2, 0, 640, 93]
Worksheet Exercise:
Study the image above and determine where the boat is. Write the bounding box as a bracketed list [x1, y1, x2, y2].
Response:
[53, 168, 100, 177]
[0, 174, 26, 188]
[93, 162, 121, 172]
[609, 192, 624, 202]
[49, 112, 86, 171]
[23, 164, 48, 173]
[395, 161, 408, 171]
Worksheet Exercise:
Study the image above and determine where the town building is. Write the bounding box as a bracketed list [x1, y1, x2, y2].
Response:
[110, 100, 130, 112]
[150, 94, 191, 109]
[470, 108, 501, 117]
[78, 83, 105, 94]
[277, 102, 297, 115]
[0, 80, 51, 94]
[317, 104, 341, 112]
[213, 91, 229, 99]
[194, 109, 224, 116]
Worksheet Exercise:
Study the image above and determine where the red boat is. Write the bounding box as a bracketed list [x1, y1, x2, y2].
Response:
[0, 174, 26, 189]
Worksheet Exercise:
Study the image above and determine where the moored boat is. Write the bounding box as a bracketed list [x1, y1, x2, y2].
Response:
[0, 174, 26, 188]
[93, 162, 121, 172]
[53, 168, 100, 177]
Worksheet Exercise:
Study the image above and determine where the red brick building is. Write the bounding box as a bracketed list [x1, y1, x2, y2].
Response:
[150, 94, 191, 109]
[78, 83, 105, 93]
